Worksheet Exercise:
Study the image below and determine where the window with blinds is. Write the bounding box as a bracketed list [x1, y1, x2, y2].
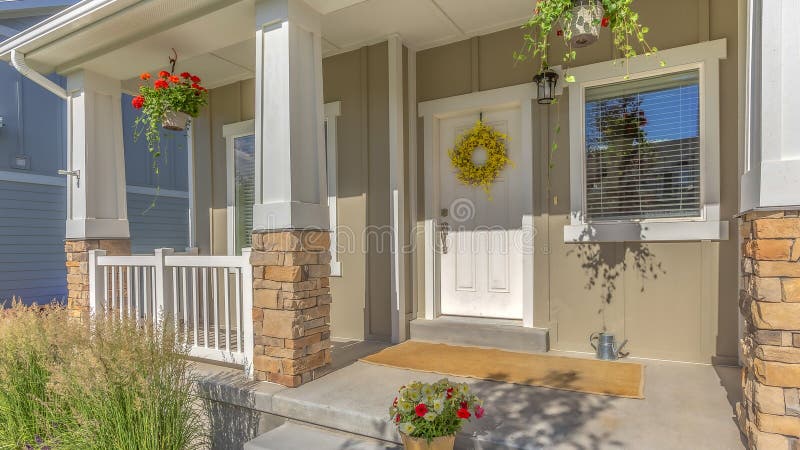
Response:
[584, 69, 701, 222]
[234, 134, 255, 254]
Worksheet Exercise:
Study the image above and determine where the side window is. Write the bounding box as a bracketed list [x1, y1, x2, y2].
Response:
[583, 70, 701, 222]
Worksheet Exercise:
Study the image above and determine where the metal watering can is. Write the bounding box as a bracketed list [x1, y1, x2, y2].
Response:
[589, 332, 629, 361]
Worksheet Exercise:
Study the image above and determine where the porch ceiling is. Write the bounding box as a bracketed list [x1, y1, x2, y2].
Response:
[319, 0, 535, 55]
[0, 0, 535, 89]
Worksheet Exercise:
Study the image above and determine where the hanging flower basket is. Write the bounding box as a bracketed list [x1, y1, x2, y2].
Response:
[161, 110, 190, 131]
[132, 68, 208, 175]
[567, 0, 604, 48]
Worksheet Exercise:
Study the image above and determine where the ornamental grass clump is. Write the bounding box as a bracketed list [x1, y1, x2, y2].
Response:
[0, 301, 207, 450]
[389, 379, 485, 442]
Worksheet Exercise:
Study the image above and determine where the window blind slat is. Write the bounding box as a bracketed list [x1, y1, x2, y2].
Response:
[584, 69, 701, 222]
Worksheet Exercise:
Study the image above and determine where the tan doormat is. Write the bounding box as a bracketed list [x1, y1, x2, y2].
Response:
[360, 341, 645, 399]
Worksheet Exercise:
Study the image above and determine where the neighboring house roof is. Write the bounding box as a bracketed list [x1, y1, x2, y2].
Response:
[0, 0, 243, 76]
[0, 0, 77, 43]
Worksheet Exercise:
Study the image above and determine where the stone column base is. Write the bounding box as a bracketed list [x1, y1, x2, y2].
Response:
[737, 210, 800, 448]
[65, 239, 130, 320]
[250, 230, 332, 387]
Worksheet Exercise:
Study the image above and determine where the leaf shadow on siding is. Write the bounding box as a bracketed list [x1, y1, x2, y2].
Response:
[566, 223, 666, 331]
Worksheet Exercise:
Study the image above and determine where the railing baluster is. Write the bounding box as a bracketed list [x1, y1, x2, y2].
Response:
[182, 267, 189, 342]
[134, 267, 140, 319]
[118, 266, 124, 319]
[126, 266, 132, 318]
[172, 267, 179, 326]
[224, 267, 230, 351]
[144, 267, 150, 321]
[212, 267, 219, 349]
[202, 267, 209, 346]
[110, 266, 116, 312]
[235, 267, 242, 353]
[103, 266, 109, 313]
[193, 267, 199, 346]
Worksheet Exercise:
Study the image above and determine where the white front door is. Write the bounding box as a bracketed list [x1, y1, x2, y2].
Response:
[438, 107, 528, 319]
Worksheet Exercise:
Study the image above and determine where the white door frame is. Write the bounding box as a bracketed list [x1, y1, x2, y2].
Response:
[223, 119, 256, 256]
[419, 83, 536, 327]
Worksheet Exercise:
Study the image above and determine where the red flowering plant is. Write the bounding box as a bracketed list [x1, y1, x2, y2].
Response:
[389, 379, 484, 441]
[131, 70, 208, 173]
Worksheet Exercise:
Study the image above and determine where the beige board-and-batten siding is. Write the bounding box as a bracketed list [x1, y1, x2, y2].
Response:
[193, 0, 740, 362]
[414, 0, 739, 364]
[193, 42, 398, 342]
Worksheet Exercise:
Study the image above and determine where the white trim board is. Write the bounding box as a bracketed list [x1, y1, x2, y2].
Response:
[0, 170, 65, 186]
[388, 35, 406, 343]
[223, 120, 255, 257]
[565, 39, 729, 243]
[126, 185, 190, 199]
[418, 82, 536, 328]
[324, 101, 342, 277]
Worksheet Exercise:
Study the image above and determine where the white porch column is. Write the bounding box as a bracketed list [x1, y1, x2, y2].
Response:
[741, 0, 800, 210]
[65, 70, 129, 239]
[388, 35, 407, 343]
[253, 0, 328, 231]
[64, 70, 129, 320]
[250, 0, 332, 387]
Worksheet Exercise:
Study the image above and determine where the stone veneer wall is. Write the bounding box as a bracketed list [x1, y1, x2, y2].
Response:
[64, 239, 131, 320]
[738, 210, 800, 448]
[250, 230, 332, 387]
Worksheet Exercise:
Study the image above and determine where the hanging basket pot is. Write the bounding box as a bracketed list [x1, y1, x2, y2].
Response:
[162, 110, 190, 131]
[567, 0, 604, 48]
[400, 433, 455, 450]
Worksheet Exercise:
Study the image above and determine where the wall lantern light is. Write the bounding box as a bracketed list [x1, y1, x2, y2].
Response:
[533, 70, 559, 105]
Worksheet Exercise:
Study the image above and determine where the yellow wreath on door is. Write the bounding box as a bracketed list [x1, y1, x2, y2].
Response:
[447, 120, 513, 198]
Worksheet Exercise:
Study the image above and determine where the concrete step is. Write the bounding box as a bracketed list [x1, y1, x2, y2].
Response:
[410, 317, 549, 353]
[244, 422, 400, 450]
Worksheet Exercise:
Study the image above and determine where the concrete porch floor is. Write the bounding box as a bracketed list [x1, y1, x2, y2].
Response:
[197, 340, 745, 449]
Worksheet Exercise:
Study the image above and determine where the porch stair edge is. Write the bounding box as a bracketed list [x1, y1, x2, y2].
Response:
[410, 317, 550, 353]
[244, 422, 400, 450]
[198, 360, 546, 450]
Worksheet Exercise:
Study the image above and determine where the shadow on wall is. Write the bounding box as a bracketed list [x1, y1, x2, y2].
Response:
[566, 222, 666, 331]
[199, 369, 267, 449]
[463, 373, 621, 449]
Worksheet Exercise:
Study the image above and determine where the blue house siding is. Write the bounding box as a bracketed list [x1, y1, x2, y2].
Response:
[0, 179, 66, 304]
[122, 93, 191, 254]
[0, 56, 68, 305]
[127, 193, 190, 254]
[0, 1, 191, 304]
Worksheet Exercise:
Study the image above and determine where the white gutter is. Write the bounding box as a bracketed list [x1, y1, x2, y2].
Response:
[10, 49, 67, 99]
[0, 0, 124, 58]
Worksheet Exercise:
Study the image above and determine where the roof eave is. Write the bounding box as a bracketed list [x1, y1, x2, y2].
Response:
[0, 0, 128, 62]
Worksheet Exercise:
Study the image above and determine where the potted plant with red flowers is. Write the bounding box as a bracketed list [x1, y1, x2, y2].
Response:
[389, 379, 485, 450]
[515, 0, 661, 83]
[131, 69, 208, 170]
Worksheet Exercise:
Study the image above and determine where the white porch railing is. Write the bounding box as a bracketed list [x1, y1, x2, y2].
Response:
[88, 248, 253, 372]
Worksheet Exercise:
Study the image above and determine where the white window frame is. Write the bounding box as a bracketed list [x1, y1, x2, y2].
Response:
[222, 102, 341, 272]
[324, 101, 342, 277]
[223, 120, 255, 256]
[564, 39, 729, 242]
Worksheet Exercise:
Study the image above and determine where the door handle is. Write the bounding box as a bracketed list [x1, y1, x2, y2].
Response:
[439, 221, 450, 254]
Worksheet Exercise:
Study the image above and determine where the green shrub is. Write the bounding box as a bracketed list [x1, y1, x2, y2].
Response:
[0, 302, 207, 450]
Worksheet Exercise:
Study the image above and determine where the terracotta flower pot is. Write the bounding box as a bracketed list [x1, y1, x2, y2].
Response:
[400, 433, 455, 450]
[162, 111, 190, 131]
[567, 0, 604, 48]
